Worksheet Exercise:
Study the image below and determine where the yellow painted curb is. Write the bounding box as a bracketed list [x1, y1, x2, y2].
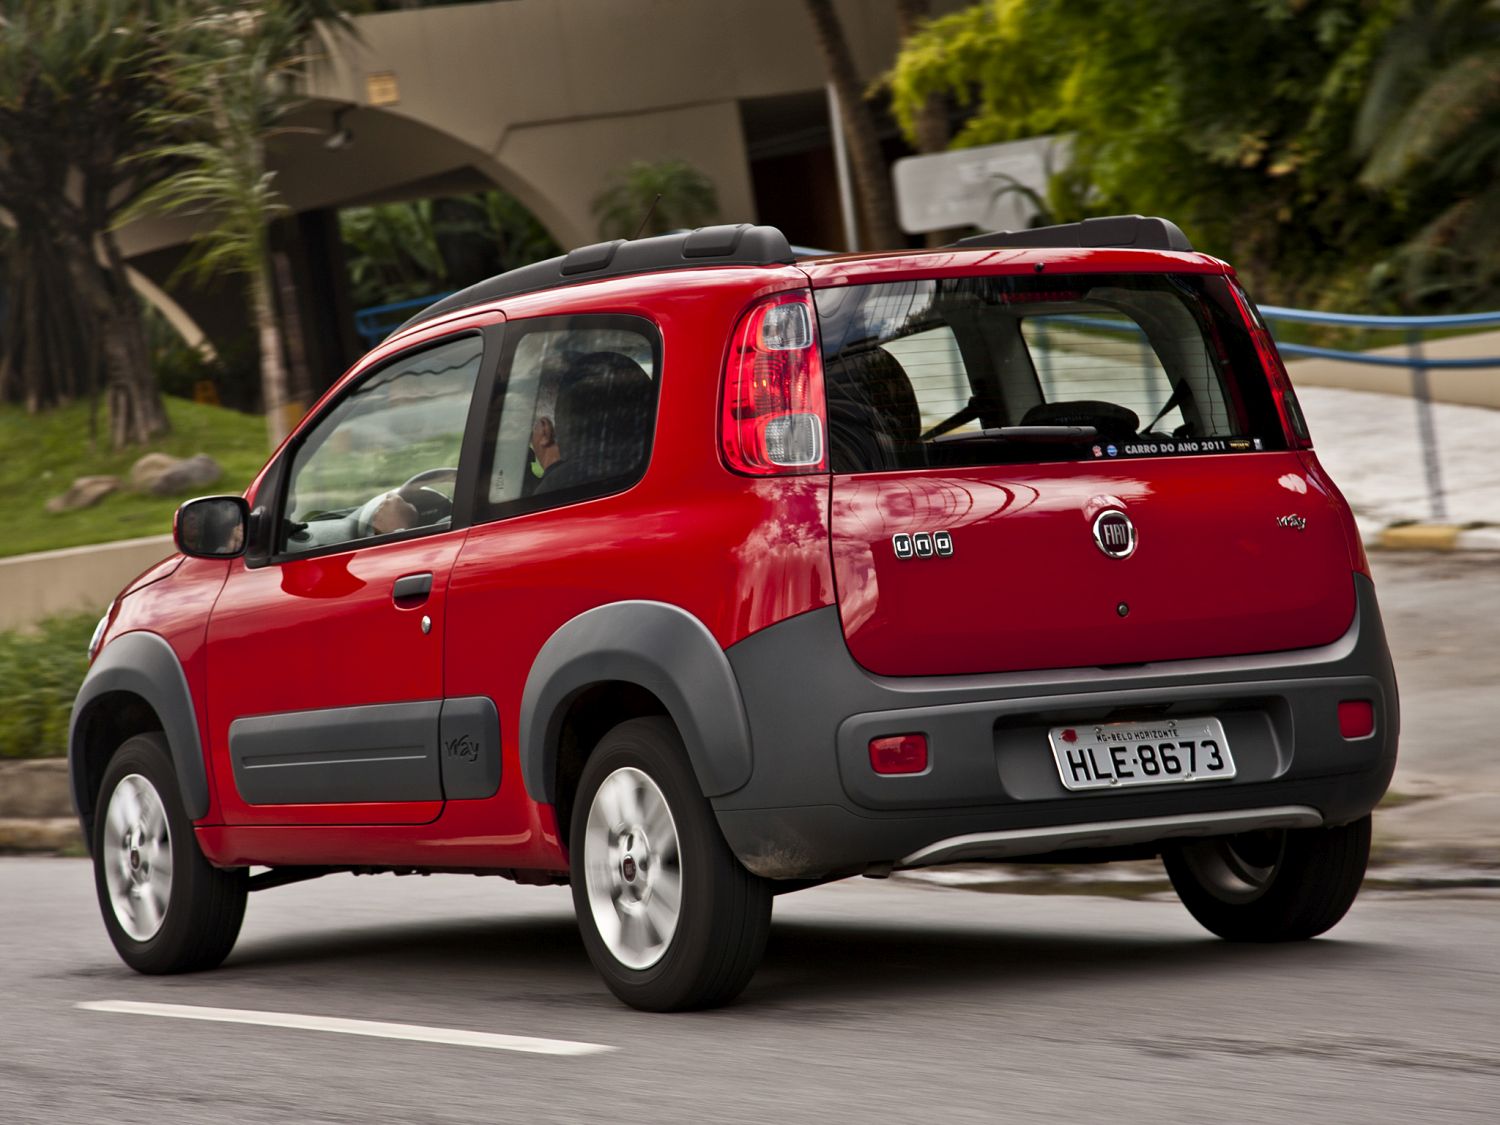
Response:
[0, 817, 82, 853]
[1379, 524, 1461, 550]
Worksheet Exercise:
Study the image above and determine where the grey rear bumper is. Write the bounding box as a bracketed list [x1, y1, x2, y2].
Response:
[714, 574, 1398, 880]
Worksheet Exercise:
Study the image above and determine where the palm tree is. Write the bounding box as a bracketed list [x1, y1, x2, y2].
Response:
[0, 0, 171, 446]
[802, 0, 904, 250]
[592, 159, 720, 240]
[123, 3, 321, 449]
[1356, 0, 1500, 306]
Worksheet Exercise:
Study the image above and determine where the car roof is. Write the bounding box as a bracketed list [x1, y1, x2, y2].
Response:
[386, 216, 1226, 346]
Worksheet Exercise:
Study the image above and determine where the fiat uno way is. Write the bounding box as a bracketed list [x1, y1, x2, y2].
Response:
[72, 216, 1397, 1010]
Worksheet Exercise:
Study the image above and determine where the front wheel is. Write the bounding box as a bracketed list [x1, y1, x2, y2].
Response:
[92, 733, 248, 973]
[570, 717, 772, 1011]
[1163, 816, 1371, 942]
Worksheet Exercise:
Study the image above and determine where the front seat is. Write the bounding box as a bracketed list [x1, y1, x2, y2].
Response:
[824, 346, 921, 472]
[535, 351, 655, 494]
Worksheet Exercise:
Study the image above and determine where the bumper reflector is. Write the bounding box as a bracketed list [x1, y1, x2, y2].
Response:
[869, 733, 928, 775]
[1338, 700, 1375, 740]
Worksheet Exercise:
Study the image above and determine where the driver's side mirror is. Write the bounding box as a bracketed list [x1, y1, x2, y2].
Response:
[174, 496, 249, 559]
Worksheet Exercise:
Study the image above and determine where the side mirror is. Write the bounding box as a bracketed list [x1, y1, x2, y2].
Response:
[174, 496, 249, 559]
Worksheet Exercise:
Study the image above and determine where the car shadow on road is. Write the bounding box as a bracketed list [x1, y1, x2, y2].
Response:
[225, 915, 586, 974]
[176, 896, 1394, 1015]
[741, 916, 1389, 1011]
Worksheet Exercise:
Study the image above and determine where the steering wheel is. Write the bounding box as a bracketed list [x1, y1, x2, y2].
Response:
[396, 467, 458, 524]
[353, 467, 459, 538]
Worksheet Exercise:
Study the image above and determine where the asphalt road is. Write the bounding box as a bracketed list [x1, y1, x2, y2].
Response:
[3, 857, 1497, 1124]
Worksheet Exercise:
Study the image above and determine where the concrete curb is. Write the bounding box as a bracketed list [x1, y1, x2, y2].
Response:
[0, 533, 174, 632]
[0, 818, 81, 854]
[1360, 522, 1500, 551]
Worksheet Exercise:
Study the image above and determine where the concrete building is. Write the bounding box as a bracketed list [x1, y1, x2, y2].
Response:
[119, 0, 959, 394]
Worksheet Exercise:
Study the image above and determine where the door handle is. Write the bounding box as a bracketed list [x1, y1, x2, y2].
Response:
[392, 572, 433, 604]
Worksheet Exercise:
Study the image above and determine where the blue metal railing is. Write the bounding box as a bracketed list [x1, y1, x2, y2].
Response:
[1258, 306, 1500, 521]
[352, 292, 455, 348]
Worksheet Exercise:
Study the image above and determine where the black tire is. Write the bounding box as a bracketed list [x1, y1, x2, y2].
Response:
[569, 717, 772, 1011]
[1163, 816, 1371, 942]
[92, 733, 248, 974]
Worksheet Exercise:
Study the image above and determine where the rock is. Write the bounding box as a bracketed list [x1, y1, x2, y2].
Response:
[44, 475, 120, 513]
[151, 453, 223, 496]
[0, 759, 74, 818]
[128, 451, 178, 491]
[130, 452, 223, 497]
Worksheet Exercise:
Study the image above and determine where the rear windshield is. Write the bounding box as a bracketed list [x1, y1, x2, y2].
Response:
[813, 272, 1285, 472]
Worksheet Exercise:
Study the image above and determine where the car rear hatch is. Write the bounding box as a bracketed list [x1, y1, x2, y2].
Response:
[810, 260, 1357, 677]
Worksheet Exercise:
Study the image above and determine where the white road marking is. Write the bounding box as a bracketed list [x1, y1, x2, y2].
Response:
[77, 1000, 615, 1057]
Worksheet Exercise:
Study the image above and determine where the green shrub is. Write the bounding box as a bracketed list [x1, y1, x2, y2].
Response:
[0, 613, 96, 758]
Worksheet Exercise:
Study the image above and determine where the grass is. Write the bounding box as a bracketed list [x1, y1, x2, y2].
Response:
[0, 396, 269, 558]
[0, 612, 96, 758]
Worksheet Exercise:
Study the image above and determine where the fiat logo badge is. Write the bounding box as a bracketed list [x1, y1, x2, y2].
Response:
[1092, 510, 1137, 559]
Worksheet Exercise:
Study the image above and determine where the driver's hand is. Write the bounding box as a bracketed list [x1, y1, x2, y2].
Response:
[370, 491, 419, 535]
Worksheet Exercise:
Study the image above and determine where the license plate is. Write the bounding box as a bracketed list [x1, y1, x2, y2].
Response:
[1048, 717, 1236, 792]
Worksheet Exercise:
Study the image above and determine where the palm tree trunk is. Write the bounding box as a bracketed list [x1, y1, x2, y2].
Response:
[802, 0, 904, 250]
[895, 0, 957, 247]
[99, 227, 169, 447]
[55, 226, 167, 450]
[251, 264, 292, 450]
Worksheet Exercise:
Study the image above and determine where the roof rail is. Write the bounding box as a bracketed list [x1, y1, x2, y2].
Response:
[393, 223, 796, 338]
[950, 214, 1193, 253]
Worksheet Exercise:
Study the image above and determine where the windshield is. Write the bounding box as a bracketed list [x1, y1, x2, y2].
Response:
[813, 272, 1286, 471]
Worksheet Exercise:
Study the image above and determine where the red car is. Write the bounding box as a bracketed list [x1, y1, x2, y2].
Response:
[71, 217, 1397, 1011]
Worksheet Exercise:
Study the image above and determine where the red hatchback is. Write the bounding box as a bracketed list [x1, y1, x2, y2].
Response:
[71, 217, 1397, 1010]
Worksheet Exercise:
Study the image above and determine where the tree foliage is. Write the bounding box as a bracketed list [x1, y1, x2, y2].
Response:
[1354, 0, 1500, 307]
[122, 2, 340, 449]
[888, 0, 1440, 307]
[341, 191, 559, 308]
[592, 159, 719, 240]
[0, 0, 351, 448]
[0, 0, 174, 446]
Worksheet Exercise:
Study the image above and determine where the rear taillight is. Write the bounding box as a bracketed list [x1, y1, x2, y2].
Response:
[1228, 281, 1312, 450]
[720, 291, 829, 475]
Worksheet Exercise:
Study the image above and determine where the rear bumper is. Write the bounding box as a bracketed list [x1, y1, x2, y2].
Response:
[714, 574, 1398, 879]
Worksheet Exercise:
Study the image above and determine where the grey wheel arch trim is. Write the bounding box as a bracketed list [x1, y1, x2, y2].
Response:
[69, 631, 210, 831]
[519, 601, 752, 803]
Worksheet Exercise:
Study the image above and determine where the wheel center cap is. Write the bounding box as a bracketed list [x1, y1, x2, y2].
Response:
[621, 854, 637, 882]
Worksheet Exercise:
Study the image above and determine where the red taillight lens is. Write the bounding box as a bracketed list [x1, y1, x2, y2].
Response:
[1338, 700, 1375, 740]
[869, 733, 928, 775]
[1227, 281, 1312, 450]
[720, 292, 829, 475]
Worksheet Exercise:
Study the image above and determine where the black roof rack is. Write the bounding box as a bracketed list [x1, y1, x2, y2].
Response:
[949, 214, 1193, 253]
[393, 223, 796, 338]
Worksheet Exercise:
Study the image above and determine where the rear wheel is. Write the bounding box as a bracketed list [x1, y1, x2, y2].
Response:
[92, 733, 247, 973]
[570, 717, 772, 1011]
[1163, 816, 1371, 942]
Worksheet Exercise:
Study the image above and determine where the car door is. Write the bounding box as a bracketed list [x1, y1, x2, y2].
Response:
[441, 314, 663, 844]
[205, 326, 499, 826]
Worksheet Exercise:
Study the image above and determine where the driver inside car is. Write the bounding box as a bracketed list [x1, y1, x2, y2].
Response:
[366, 468, 458, 536]
[368, 489, 420, 535]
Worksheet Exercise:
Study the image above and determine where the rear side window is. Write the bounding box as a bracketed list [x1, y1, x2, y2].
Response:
[814, 273, 1283, 472]
[475, 314, 660, 520]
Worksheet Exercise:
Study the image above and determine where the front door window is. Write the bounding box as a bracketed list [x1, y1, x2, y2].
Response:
[281, 335, 484, 556]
